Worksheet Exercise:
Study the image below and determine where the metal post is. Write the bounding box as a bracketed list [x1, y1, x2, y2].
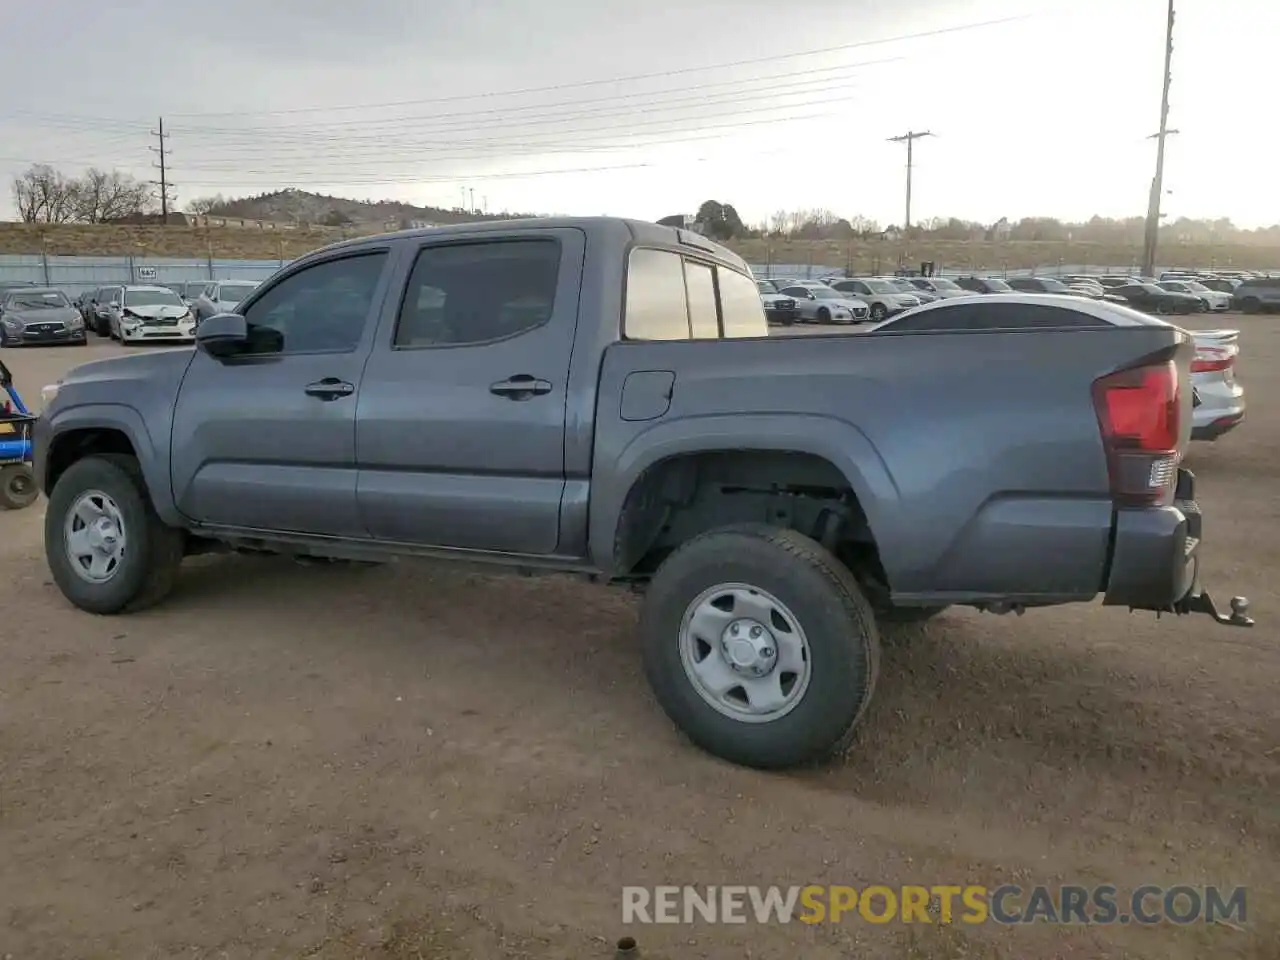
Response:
[1141, 0, 1176, 278]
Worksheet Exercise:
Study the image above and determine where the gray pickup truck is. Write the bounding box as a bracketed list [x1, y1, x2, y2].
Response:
[33, 217, 1253, 770]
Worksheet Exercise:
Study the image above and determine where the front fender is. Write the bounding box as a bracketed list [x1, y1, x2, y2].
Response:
[588, 413, 901, 579]
[37, 403, 182, 526]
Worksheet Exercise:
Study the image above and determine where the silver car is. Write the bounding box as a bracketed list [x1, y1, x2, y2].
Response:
[193, 280, 261, 322]
[776, 283, 870, 324]
[906, 277, 973, 300]
[1191, 329, 1244, 441]
[829, 278, 921, 322]
[880, 276, 937, 303]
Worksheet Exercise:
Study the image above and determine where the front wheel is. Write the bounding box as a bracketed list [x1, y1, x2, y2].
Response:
[817, 307, 831, 324]
[0, 464, 38, 509]
[870, 303, 888, 322]
[641, 525, 880, 770]
[44, 454, 184, 614]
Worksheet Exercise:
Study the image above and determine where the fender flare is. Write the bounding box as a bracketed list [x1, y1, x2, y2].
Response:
[41, 403, 182, 527]
[589, 413, 901, 579]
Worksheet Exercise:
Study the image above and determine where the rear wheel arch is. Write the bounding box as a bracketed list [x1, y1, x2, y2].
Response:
[604, 442, 895, 597]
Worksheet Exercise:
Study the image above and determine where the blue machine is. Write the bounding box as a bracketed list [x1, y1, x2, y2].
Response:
[0, 358, 38, 509]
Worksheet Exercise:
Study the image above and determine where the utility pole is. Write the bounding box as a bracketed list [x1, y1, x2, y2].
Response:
[149, 117, 175, 221]
[469, 187, 475, 213]
[1141, 0, 1176, 278]
[887, 130, 934, 231]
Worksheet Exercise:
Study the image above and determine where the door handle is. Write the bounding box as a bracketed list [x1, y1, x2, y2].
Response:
[490, 375, 552, 400]
[304, 378, 355, 400]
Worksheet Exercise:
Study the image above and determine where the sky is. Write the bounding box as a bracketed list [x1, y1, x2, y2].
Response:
[1, 0, 1275, 229]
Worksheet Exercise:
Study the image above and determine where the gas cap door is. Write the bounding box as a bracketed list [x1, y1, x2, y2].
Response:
[620, 370, 675, 422]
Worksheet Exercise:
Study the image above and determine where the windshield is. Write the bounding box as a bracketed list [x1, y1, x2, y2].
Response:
[756, 281, 773, 294]
[124, 289, 184, 308]
[218, 283, 257, 303]
[6, 290, 70, 309]
[1183, 281, 1209, 292]
[890, 279, 915, 290]
[810, 287, 844, 300]
[186, 282, 210, 296]
[1140, 284, 1166, 294]
[983, 278, 1013, 292]
[930, 279, 961, 291]
[863, 279, 898, 294]
[1037, 279, 1070, 292]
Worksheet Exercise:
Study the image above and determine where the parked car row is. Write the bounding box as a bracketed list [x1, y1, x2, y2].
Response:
[0, 278, 263, 349]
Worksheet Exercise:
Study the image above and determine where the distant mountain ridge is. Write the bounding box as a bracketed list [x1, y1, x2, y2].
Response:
[205, 188, 534, 227]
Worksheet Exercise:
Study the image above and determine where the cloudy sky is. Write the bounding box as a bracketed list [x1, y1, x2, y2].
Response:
[1, 0, 1274, 228]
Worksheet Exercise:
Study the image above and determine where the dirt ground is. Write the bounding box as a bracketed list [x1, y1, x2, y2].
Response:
[1, 318, 1277, 960]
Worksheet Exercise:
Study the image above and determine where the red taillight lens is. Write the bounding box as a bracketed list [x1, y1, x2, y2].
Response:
[1190, 344, 1236, 373]
[1092, 360, 1182, 505]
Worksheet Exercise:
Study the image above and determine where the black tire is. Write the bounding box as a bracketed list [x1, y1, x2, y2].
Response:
[44, 454, 184, 614]
[641, 524, 881, 770]
[817, 307, 831, 324]
[870, 302, 888, 322]
[0, 464, 38, 509]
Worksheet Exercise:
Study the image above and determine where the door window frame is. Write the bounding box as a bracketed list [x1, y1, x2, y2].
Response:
[224, 246, 397, 361]
[388, 235, 567, 351]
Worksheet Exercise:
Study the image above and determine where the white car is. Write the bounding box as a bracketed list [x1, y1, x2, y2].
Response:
[1191, 329, 1244, 440]
[106, 285, 197, 344]
[1157, 279, 1232, 312]
[776, 283, 870, 324]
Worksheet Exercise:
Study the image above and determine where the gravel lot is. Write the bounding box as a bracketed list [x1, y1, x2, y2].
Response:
[1, 319, 1277, 960]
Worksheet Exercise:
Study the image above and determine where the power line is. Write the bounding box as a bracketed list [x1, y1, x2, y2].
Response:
[163, 57, 904, 139]
[159, 14, 1035, 120]
[1141, 0, 1176, 277]
[887, 130, 934, 230]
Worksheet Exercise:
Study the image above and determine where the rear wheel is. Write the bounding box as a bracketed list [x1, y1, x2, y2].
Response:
[44, 454, 184, 614]
[641, 524, 880, 770]
[816, 307, 831, 324]
[0, 464, 38, 509]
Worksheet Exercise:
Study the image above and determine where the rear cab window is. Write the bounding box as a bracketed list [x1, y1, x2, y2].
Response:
[623, 248, 766, 341]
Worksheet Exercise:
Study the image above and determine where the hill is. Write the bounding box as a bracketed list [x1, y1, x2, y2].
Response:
[203, 188, 527, 228]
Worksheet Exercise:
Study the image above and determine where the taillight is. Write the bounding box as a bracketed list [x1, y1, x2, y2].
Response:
[1191, 344, 1236, 373]
[1092, 360, 1182, 506]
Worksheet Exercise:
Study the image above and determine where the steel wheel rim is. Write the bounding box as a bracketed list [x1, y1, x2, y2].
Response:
[678, 582, 812, 724]
[6, 471, 32, 497]
[64, 489, 128, 583]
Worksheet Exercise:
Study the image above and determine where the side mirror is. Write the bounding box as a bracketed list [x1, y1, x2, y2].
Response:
[196, 312, 248, 358]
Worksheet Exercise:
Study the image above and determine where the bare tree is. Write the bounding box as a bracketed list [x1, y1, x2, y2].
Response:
[185, 194, 226, 216]
[11, 164, 80, 223]
[75, 168, 154, 223]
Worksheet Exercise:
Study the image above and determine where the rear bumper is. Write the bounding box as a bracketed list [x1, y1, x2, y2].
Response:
[1102, 467, 1252, 625]
[1192, 411, 1244, 441]
[1102, 499, 1198, 610]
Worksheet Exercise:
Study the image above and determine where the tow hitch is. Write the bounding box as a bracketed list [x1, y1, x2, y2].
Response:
[1175, 590, 1255, 627]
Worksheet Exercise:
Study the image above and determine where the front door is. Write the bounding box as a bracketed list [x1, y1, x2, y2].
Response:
[355, 229, 584, 554]
[171, 248, 394, 537]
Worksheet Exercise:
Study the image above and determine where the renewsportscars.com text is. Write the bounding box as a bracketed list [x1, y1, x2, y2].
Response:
[621, 884, 1247, 926]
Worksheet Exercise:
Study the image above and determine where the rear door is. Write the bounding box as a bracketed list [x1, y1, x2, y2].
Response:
[355, 228, 585, 554]
[170, 247, 396, 536]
